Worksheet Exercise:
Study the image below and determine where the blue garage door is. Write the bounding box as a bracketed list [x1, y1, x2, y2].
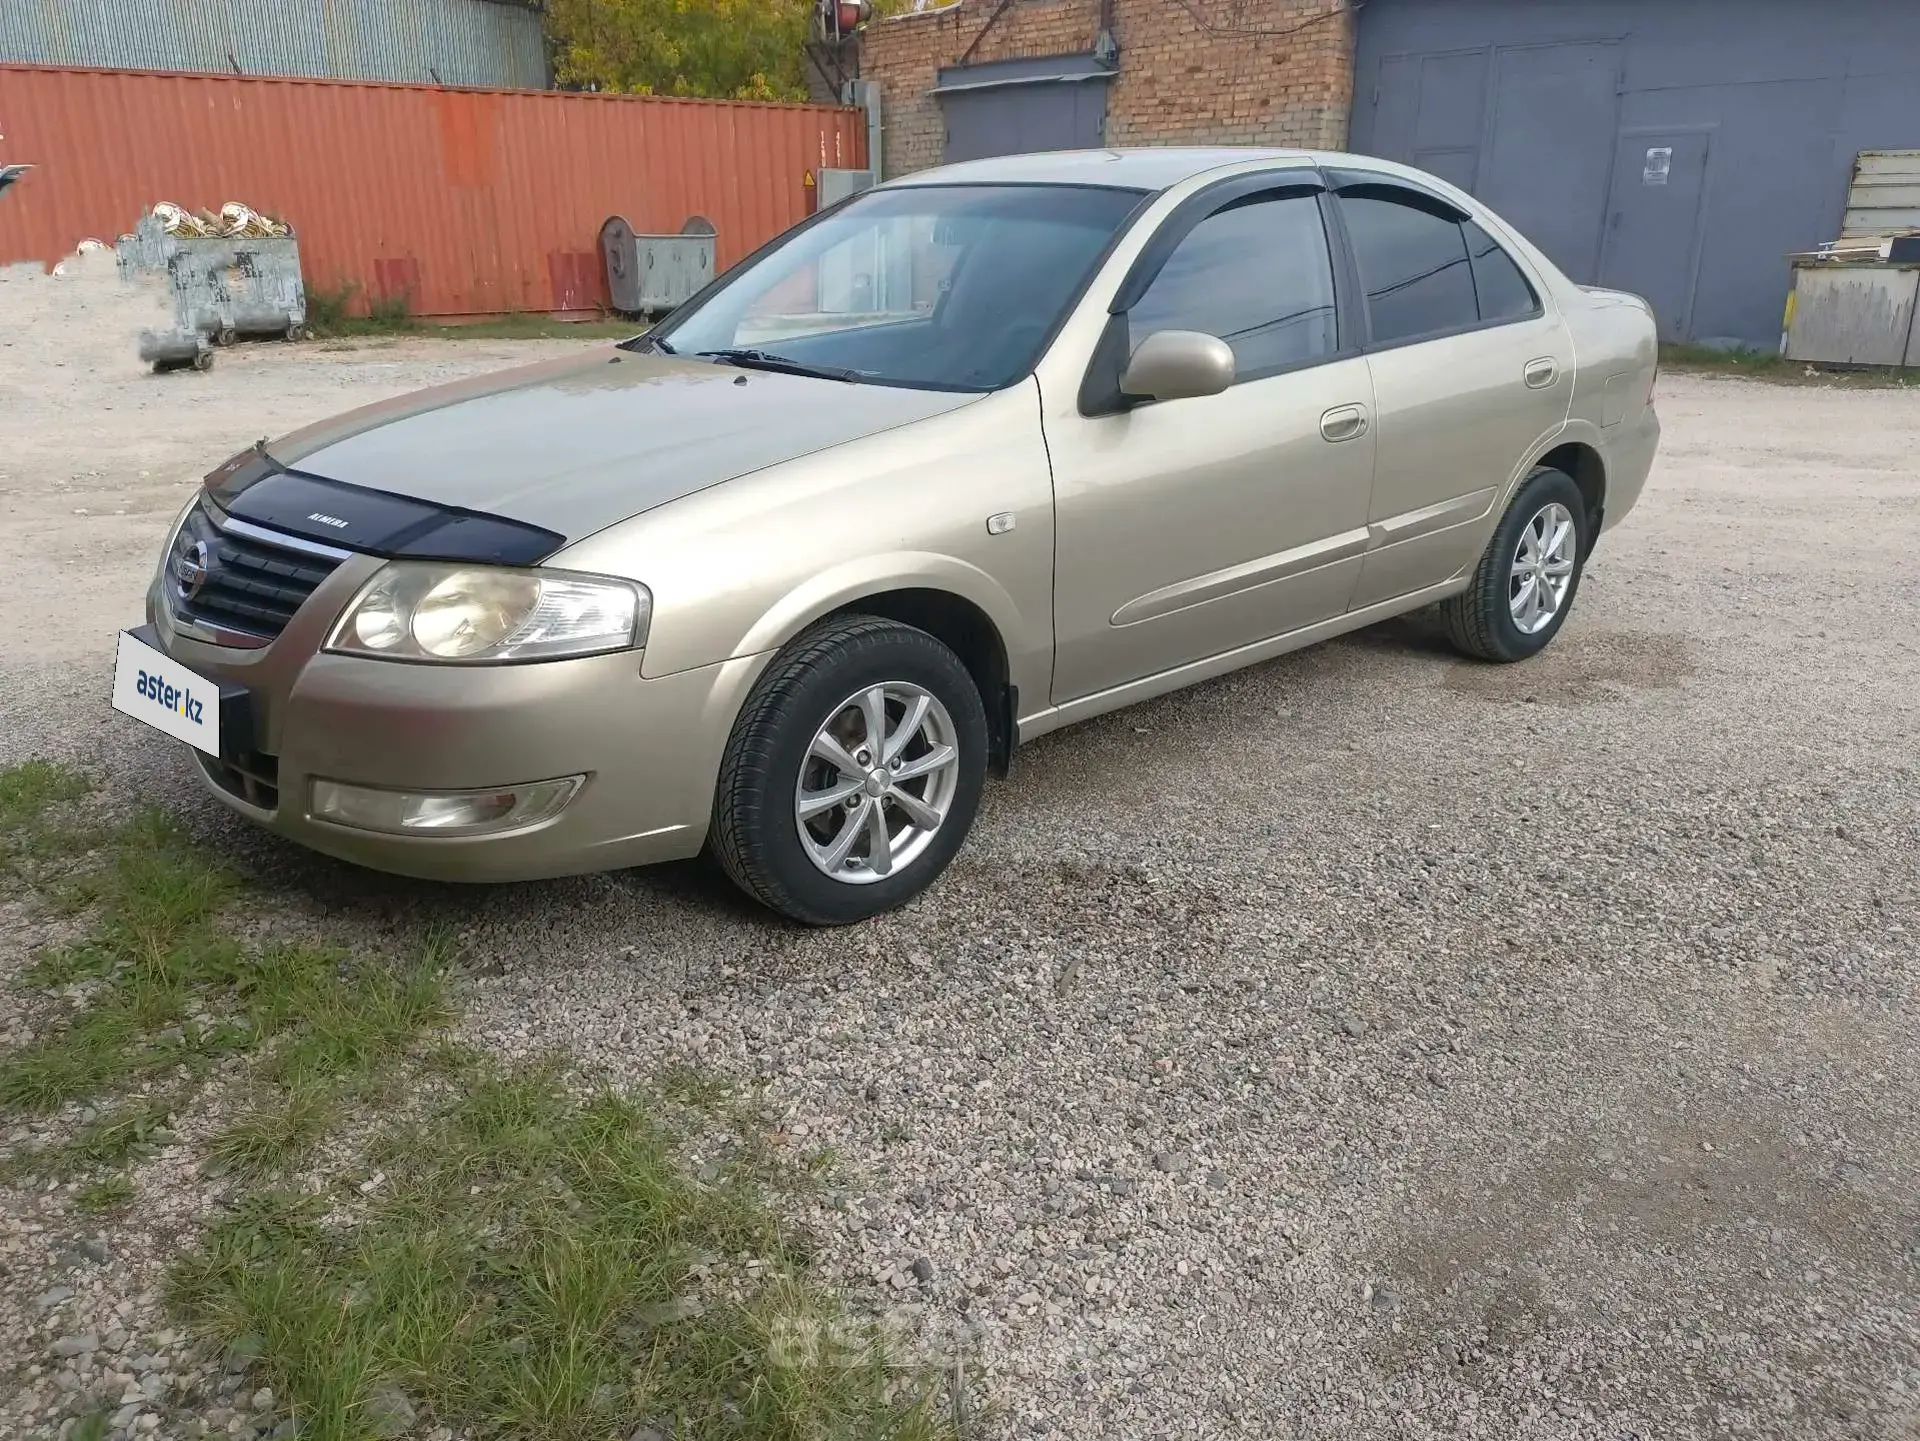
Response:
[1350, 0, 1920, 345]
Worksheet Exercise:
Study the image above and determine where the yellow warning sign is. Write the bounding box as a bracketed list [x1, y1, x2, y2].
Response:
[803, 170, 816, 188]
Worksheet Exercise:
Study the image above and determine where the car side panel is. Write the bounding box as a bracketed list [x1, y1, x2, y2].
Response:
[1045, 354, 1378, 703]
[548, 381, 1057, 707]
[1349, 311, 1575, 610]
[1565, 289, 1662, 532]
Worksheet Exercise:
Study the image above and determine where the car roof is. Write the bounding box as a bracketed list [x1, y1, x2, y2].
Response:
[880, 147, 1323, 192]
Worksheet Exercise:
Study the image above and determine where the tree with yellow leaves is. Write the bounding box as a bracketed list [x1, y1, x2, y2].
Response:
[544, 0, 815, 101]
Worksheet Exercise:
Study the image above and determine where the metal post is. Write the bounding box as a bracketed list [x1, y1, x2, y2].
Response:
[844, 79, 884, 184]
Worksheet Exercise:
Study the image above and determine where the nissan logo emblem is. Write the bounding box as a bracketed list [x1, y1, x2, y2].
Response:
[173, 538, 212, 599]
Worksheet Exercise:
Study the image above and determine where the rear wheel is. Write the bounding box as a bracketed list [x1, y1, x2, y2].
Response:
[1440, 466, 1588, 662]
[711, 616, 987, 925]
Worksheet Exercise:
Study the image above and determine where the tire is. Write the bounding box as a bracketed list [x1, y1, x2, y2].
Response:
[711, 615, 988, 926]
[1440, 466, 1589, 663]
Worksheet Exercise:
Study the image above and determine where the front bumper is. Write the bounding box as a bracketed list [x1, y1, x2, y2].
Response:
[145, 561, 767, 883]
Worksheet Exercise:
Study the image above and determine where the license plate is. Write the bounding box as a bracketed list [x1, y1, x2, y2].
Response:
[112, 629, 221, 756]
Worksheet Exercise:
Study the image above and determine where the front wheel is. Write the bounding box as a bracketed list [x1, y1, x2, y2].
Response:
[1440, 467, 1589, 663]
[710, 616, 988, 925]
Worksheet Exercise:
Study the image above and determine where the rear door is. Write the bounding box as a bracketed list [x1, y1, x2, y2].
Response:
[1330, 176, 1573, 609]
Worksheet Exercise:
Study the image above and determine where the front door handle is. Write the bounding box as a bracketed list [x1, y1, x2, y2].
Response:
[1320, 403, 1369, 443]
[1525, 357, 1559, 389]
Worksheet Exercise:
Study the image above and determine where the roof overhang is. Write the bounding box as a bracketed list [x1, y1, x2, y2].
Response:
[932, 53, 1116, 96]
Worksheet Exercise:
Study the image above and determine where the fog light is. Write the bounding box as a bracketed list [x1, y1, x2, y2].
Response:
[309, 776, 582, 837]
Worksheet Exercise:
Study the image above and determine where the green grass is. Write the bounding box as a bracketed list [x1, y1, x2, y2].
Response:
[76, 1174, 136, 1213]
[0, 759, 90, 831]
[0, 758, 93, 872]
[9, 1097, 177, 1178]
[0, 760, 963, 1441]
[1660, 341, 1916, 388]
[170, 1063, 957, 1441]
[304, 282, 641, 344]
[416, 316, 644, 342]
[305, 283, 415, 338]
[204, 1081, 341, 1179]
[0, 805, 448, 1116]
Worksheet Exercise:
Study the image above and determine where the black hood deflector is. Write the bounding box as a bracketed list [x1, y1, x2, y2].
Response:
[205, 444, 565, 566]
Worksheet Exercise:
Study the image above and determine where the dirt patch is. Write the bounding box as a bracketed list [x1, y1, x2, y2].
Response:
[1442, 629, 1696, 705]
[1364, 1025, 1920, 1435]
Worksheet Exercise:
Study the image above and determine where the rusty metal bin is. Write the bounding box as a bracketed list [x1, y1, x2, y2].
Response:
[1783, 260, 1920, 367]
[601, 215, 716, 317]
[118, 213, 308, 344]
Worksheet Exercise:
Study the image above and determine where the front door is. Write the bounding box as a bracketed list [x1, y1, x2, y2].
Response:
[1047, 185, 1377, 703]
[1599, 129, 1712, 341]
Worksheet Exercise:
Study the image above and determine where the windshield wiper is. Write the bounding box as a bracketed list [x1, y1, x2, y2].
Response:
[696, 348, 860, 383]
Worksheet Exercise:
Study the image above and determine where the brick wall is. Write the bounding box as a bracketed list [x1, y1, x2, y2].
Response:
[860, 0, 1355, 178]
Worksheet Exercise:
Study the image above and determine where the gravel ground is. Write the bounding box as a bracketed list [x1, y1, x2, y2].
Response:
[2, 261, 1918, 1440]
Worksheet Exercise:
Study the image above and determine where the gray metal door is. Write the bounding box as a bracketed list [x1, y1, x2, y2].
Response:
[936, 58, 1110, 164]
[1474, 42, 1620, 282]
[1369, 48, 1489, 192]
[1360, 39, 1619, 285]
[1600, 129, 1713, 340]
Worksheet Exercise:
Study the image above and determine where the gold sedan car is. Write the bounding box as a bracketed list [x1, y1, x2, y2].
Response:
[121, 147, 1659, 924]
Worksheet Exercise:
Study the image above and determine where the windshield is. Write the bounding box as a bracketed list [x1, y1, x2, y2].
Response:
[647, 183, 1147, 392]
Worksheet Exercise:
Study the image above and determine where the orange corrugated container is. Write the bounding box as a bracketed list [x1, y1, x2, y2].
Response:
[0, 63, 865, 317]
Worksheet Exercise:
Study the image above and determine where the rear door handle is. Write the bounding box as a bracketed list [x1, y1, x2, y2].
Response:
[1320, 404, 1369, 443]
[1525, 357, 1559, 389]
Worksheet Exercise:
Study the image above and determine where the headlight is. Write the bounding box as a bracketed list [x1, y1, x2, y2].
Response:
[326, 564, 649, 663]
[155, 494, 200, 578]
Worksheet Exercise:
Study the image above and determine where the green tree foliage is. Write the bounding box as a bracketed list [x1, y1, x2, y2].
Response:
[544, 0, 815, 101]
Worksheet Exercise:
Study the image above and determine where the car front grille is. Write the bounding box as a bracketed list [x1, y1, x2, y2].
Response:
[197, 748, 281, 812]
[168, 500, 349, 644]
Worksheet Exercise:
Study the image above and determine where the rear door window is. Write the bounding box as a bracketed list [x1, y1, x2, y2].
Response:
[1338, 192, 1479, 345]
[1464, 220, 1540, 322]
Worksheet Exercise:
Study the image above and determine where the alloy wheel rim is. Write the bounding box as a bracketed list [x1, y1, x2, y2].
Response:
[795, 682, 960, 885]
[1510, 501, 1578, 635]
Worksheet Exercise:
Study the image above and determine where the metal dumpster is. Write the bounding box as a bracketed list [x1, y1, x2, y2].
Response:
[600, 215, 717, 317]
[118, 212, 308, 345]
[1783, 260, 1920, 368]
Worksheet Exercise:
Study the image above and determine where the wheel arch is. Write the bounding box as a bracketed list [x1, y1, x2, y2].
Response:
[735, 557, 1029, 776]
[1532, 438, 1607, 553]
[823, 589, 1016, 774]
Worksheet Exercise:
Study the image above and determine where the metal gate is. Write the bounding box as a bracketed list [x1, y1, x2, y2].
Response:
[934, 54, 1113, 164]
[1349, 0, 1920, 347]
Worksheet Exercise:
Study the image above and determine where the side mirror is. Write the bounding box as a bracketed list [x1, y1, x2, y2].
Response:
[1119, 330, 1235, 403]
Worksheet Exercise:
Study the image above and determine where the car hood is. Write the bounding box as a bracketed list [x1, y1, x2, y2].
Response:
[268, 348, 981, 543]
